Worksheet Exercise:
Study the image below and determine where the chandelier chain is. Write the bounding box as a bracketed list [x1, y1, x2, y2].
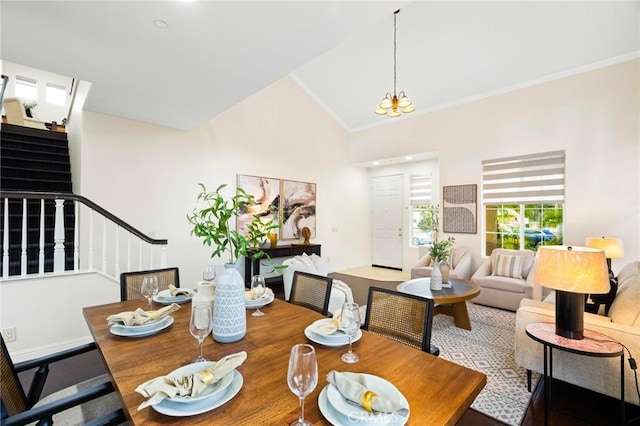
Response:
[393, 11, 397, 95]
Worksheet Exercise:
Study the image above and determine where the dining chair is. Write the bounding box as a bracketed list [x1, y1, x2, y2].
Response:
[288, 271, 332, 316]
[119, 266, 180, 302]
[363, 286, 440, 356]
[0, 335, 126, 425]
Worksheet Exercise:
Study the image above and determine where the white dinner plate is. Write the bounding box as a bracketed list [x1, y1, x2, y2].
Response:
[165, 362, 235, 404]
[245, 293, 275, 309]
[153, 288, 194, 305]
[152, 370, 243, 417]
[326, 374, 409, 423]
[110, 316, 174, 337]
[308, 318, 348, 340]
[304, 324, 362, 347]
[318, 384, 408, 426]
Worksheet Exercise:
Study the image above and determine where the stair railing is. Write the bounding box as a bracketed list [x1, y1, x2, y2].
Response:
[1, 190, 168, 280]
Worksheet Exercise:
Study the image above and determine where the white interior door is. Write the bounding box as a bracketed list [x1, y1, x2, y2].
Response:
[371, 175, 403, 269]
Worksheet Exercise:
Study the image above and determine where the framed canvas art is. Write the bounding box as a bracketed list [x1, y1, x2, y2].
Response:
[280, 179, 316, 240]
[443, 184, 477, 234]
[236, 174, 280, 236]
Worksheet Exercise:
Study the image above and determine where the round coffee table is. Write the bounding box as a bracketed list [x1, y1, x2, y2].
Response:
[396, 278, 481, 330]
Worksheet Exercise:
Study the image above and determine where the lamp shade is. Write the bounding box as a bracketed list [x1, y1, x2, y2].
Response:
[585, 237, 624, 259]
[535, 246, 609, 294]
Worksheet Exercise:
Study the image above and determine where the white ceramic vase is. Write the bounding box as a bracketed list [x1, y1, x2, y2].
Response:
[212, 263, 246, 343]
[430, 261, 443, 291]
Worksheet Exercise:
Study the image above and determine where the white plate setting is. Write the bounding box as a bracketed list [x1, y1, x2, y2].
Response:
[245, 292, 275, 309]
[153, 288, 194, 305]
[304, 321, 362, 347]
[319, 374, 409, 426]
[152, 370, 243, 417]
[110, 315, 174, 337]
[164, 362, 235, 404]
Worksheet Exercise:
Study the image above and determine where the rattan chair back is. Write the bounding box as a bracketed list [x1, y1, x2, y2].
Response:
[120, 267, 180, 301]
[289, 271, 332, 316]
[1, 335, 29, 416]
[363, 286, 435, 353]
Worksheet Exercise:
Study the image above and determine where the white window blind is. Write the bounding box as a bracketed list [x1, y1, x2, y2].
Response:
[482, 150, 565, 205]
[15, 76, 37, 100]
[46, 83, 66, 106]
[410, 175, 432, 205]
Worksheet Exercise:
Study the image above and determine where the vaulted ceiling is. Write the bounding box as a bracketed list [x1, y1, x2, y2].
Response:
[2, 1, 638, 132]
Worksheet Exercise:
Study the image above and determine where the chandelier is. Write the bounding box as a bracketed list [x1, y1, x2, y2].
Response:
[375, 10, 415, 117]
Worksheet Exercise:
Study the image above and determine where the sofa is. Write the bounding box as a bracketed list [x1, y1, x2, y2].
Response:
[471, 248, 542, 311]
[411, 245, 472, 280]
[515, 261, 640, 405]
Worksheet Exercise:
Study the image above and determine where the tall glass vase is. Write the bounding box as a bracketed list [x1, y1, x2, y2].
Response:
[430, 261, 443, 290]
[212, 263, 246, 343]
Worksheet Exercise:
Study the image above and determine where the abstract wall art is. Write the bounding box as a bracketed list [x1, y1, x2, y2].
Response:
[443, 184, 477, 234]
[280, 180, 316, 240]
[236, 174, 280, 236]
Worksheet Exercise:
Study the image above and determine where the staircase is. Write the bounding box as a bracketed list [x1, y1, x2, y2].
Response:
[0, 123, 75, 275]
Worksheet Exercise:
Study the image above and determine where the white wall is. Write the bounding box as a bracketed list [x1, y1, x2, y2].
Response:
[1, 61, 72, 123]
[76, 76, 372, 288]
[350, 59, 640, 275]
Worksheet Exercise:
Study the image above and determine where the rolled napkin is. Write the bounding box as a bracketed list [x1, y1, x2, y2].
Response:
[136, 351, 248, 409]
[326, 370, 409, 415]
[245, 287, 274, 301]
[107, 303, 181, 326]
[168, 284, 191, 297]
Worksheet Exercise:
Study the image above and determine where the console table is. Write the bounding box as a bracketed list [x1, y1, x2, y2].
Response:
[243, 244, 321, 286]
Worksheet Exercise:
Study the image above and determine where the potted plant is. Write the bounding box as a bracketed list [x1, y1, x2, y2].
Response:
[428, 236, 455, 290]
[23, 101, 37, 118]
[187, 183, 279, 343]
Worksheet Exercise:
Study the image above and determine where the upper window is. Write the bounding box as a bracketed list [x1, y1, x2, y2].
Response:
[410, 174, 434, 246]
[15, 76, 37, 101]
[46, 83, 66, 106]
[482, 151, 565, 255]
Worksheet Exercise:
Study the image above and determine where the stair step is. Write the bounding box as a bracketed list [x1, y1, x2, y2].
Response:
[1, 123, 68, 142]
[1, 147, 70, 163]
[2, 166, 72, 181]
[1, 178, 73, 192]
[0, 137, 70, 155]
[0, 155, 71, 172]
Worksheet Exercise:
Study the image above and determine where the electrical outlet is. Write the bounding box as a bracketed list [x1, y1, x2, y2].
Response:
[3, 327, 16, 342]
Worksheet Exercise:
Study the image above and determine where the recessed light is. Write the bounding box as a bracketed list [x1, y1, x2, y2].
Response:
[405, 156, 413, 161]
[153, 19, 169, 29]
[373, 161, 379, 166]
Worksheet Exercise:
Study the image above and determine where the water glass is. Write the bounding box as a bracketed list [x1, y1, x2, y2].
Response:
[287, 344, 318, 426]
[140, 275, 158, 309]
[203, 265, 216, 282]
[340, 302, 361, 363]
[189, 305, 213, 363]
[251, 275, 267, 317]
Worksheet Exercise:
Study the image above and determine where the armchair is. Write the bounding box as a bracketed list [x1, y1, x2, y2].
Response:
[411, 245, 472, 280]
[471, 248, 542, 311]
[2, 97, 47, 130]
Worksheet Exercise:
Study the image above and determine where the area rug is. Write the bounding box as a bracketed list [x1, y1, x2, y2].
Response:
[431, 302, 539, 426]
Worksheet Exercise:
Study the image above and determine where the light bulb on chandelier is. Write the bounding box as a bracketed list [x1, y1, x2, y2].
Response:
[375, 10, 414, 118]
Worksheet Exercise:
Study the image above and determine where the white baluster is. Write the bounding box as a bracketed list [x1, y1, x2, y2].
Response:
[114, 225, 120, 277]
[160, 245, 167, 268]
[149, 244, 153, 269]
[126, 233, 131, 273]
[89, 209, 94, 270]
[138, 240, 142, 270]
[53, 199, 65, 273]
[101, 216, 107, 273]
[74, 201, 79, 271]
[39, 199, 45, 274]
[21, 198, 27, 276]
[3, 198, 9, 278]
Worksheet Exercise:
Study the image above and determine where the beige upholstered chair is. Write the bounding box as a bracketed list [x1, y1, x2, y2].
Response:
[2, 97, 47, 129]
[411, 245, 472, 280]
[471, 248, 541, 311]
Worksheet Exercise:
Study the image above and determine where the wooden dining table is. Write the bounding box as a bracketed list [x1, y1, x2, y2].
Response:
[83, 297, 486, 425]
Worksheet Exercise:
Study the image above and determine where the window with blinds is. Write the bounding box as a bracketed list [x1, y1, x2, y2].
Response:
[410, 175, 435, 246]
[15, 76, 37, 101]
[482, 151, 564, 255]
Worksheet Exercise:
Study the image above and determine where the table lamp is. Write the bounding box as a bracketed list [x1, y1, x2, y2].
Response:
[584, 237, 624, 275]
[535, 246, 609, 339]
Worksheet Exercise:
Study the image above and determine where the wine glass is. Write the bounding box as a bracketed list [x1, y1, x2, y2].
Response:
[251, 275, 267, 317]
[287, 344, 318, 426]
[340, 302, 361, 363]
[140, 275, 159, 310]
[189, 305, 212, 363]
[203, 265, 216, 282]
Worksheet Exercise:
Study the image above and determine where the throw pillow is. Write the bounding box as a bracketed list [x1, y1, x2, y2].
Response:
[492, 254, 524, 279]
